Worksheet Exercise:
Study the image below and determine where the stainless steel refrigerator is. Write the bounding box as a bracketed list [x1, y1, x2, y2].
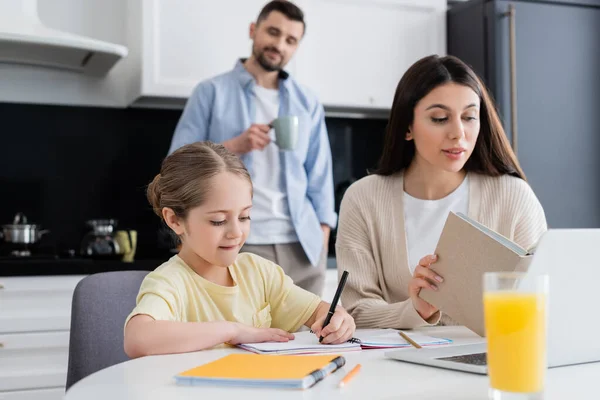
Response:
[447, 0, 600, 228]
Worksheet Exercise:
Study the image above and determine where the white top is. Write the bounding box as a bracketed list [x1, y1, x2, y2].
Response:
[404, 175, 469, 274]
[64, 326, 597, 400]
[245, 85, 298, 245]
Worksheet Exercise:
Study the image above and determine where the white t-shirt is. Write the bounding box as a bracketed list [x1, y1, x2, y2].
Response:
[404, 176, 469, 275]
[245, 85, 298, 244]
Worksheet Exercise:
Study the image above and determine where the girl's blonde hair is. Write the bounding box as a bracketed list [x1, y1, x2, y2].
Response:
[147, 141, 252, 221]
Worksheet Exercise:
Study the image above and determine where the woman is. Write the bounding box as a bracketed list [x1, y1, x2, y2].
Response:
[335, 55, 547, 329]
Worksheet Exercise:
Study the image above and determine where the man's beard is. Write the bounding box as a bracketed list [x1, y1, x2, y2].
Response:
[253, 46, 284, 72]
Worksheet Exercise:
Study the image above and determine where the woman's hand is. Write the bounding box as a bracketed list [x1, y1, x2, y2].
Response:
[409, 254, 443, 321]
[227, 323, 294, 345]
[310, 306, 356, 344]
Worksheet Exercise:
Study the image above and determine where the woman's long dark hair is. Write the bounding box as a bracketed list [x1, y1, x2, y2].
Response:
[375, 55, 525, 180]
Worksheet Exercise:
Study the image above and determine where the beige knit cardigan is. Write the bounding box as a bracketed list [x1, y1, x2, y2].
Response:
[335, 172, 548, 329]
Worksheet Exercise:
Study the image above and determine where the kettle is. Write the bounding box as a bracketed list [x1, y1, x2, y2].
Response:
[80, 219, 122, 259]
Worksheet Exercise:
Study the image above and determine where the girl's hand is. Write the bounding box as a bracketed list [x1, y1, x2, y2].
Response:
[228, 323, 294, 345]
[310, 307, 356, 344]
[409, 254, 443, 320]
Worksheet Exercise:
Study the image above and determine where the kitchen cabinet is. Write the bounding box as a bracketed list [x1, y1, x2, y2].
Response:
[0, 0, 447, 110]
[0, 388, 65, 400]
[0, 275, 86, 399]
[294, 0, 447, 110]
[125, 0, 287, 107]
[0, 332, 70, 392]
[125, 0, 446, 111]
[0, 276, 82, 334]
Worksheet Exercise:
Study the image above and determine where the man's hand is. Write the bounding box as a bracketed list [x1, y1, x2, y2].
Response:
[223, 124, 271, 154]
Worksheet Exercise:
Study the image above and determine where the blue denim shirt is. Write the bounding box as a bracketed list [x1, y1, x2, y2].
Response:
[168, 60, 337, 266]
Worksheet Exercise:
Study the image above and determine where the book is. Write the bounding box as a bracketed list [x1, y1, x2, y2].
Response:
[238, 329, 452, 354]
[454, 212, 537, 256]
[420, 212, 536, 337]
[174, 353, 345, 390]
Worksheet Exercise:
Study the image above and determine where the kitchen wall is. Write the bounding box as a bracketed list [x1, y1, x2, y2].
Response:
[0, 102, 387, 259]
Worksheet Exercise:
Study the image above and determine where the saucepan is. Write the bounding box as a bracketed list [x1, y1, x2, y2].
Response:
[0, 212, 49, 244]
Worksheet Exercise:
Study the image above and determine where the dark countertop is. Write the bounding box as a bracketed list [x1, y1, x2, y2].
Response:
[1, 255, 338, 277]
[0, 257, 169, 277]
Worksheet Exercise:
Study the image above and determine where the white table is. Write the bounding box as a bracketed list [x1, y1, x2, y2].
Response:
[65, 326, 598, 400]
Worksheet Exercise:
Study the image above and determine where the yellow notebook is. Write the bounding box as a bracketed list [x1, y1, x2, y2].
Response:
[175, 353, 346, 389]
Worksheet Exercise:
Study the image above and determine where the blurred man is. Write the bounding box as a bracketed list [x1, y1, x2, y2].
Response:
[168, 1, 336, 295]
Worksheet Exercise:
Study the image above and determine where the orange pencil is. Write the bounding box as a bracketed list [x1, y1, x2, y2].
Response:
[338, 364, 361, 388]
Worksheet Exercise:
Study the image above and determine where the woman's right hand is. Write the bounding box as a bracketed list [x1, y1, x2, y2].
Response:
[408, 254, 444, 320]
[228, 323, 295, 345]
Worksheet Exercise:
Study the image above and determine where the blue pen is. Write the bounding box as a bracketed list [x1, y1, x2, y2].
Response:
[319, 270, 349, 343]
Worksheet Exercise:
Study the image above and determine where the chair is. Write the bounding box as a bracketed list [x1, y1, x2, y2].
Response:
[65, 270, 148, 390]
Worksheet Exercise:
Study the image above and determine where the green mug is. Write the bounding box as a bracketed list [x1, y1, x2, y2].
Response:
[270, 116, 299, 150]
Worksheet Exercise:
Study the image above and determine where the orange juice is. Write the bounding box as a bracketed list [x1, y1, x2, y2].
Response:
[483, 292, 546, 393]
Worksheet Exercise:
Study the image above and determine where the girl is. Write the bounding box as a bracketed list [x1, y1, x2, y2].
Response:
[336, 55, 547, 329]
[124, 142, 354, 358]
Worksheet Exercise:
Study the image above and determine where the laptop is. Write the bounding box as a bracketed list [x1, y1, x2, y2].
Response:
[385, 229, 600, 374]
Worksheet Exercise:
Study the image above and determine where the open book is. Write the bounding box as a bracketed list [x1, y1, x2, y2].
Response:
[420, 212, 537, 337]
[238, 329, 452, 355]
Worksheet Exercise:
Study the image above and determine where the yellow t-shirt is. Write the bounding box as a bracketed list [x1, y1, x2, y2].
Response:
[125, 253, 321, 334]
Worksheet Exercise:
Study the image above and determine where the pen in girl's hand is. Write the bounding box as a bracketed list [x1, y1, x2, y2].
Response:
[319, 270, 349, 343]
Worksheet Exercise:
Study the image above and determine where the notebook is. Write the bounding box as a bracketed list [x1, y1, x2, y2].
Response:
[351, 329, 452, 349]
[238, 329, 452, 354]
[238, 331, 361, 354]
[174, 353, 345, 390]
[420, 212, 536, 336]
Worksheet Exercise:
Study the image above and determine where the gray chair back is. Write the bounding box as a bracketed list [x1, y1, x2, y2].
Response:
[66, 270, 148, 390]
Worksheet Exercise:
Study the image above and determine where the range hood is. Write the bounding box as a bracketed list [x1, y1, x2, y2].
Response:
[0, 0, 128, 76]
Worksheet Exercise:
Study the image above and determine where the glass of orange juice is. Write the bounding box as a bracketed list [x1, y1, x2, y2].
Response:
[483, 272, 549, 400]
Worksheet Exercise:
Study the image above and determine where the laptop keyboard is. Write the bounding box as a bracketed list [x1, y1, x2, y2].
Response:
[437, 352, 488, 366]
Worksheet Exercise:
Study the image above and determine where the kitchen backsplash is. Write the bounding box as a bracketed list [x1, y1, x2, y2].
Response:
[0, 102, 386, 259]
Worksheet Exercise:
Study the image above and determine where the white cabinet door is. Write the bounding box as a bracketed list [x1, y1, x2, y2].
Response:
[0, 331, 69, 391]
[295, 0, 447, 109]
[137, 0, 295, 99]
[0, 276, 85, 333]
[0, 387, 65, 400]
